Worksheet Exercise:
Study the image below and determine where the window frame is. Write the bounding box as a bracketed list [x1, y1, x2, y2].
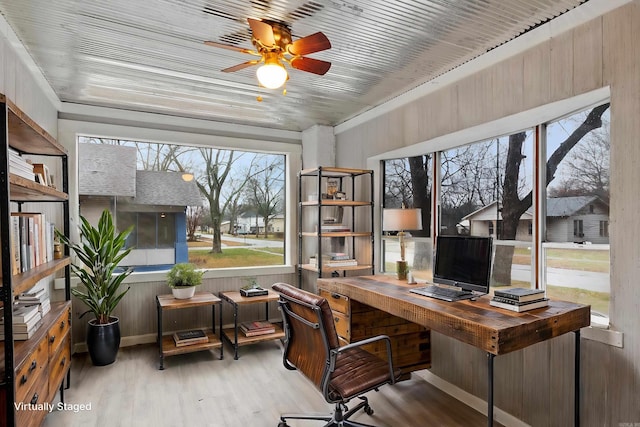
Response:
[59, 119, 301, 283]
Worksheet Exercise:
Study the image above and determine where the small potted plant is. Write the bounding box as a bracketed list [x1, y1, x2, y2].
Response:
[167, 263, 204, 299]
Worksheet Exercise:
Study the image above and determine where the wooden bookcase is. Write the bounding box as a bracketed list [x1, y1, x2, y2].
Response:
[0, 95, 71, 426]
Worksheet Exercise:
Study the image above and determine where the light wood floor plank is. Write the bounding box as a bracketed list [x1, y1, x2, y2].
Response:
[43, 342, 499, 427]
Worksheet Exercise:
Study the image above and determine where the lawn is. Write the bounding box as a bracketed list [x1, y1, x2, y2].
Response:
[187, 248, 283, 268]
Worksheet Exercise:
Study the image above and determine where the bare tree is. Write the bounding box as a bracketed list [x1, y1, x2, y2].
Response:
[244, 158, 285, 238]
[196, 149, 248, 253]
[494, 103, 610, 284]
[186, 206, 204, 241]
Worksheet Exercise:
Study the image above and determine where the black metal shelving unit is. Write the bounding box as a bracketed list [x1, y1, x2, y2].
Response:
[297, 166, 374, 288]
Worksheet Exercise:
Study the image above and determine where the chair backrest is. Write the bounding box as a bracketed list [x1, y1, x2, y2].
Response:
[272, 282, 339, 390]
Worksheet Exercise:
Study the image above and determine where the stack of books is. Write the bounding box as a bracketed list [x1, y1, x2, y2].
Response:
[8, 148, 35, 181]
[173, 329, 209, 347]
[240, 321, 275, 337]
[324, 252, 358, 267]
[16, 285, 51, 317]
[0, 303, 43, 340]
[490, 288, 548, 312]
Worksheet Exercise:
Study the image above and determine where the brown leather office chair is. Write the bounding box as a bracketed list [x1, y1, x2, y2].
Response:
[272, 282, 400, 427]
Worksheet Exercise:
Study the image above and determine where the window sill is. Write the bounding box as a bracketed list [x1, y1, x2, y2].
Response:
[581, 324, 623, 348]
[54, 264, 295, 289]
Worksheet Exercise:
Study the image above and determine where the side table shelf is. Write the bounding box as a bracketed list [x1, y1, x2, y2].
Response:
[219, 290, 285, 360]
[156, 292, 223, 369]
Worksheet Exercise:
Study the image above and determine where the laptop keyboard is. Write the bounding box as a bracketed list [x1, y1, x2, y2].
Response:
[410, 285, 473, 301]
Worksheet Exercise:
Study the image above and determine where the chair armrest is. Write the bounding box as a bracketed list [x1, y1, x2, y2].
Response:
[329, 335, 396, 385]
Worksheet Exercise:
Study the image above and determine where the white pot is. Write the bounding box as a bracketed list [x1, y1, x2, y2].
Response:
[172, 286, 196, 299]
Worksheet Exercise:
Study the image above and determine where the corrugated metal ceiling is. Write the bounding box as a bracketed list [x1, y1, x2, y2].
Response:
[0, 0, 587, 131]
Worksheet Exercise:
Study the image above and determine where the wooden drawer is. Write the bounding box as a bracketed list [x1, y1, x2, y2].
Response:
[49, 336, 71, 401]
[15, 335, 48, 403]
[48, 306, 71, 357]
[332, 311, 350, 341]
[319, 289, 349, 315]
[15, 359, 49, 427]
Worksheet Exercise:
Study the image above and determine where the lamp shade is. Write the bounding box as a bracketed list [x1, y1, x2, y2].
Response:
[383, 208, 422, 231]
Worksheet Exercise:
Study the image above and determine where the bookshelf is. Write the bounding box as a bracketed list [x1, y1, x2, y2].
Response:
[297, 167, 374, 285]
[0, 95, 71, 426]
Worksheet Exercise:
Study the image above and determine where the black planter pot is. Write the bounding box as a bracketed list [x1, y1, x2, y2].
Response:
[86, 317, 121, 366]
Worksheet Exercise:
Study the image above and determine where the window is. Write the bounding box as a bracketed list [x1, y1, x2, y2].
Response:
[573, 220, 584, 237]
[382, 157, 432, 279]
[544, 103, 610, 317]
[78, 137, 287, 271]
[600, 220, 609, 237]
[379, 100, 611, 322]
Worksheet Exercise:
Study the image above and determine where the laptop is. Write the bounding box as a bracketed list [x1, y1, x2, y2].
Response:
[410, 235, 493, 302]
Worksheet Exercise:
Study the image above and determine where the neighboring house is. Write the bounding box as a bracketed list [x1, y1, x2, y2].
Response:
[234, 213, 285, 235]
[78, 143, 202, 269]
[546, 196, 609, 244]
[462, 196, 609, 243]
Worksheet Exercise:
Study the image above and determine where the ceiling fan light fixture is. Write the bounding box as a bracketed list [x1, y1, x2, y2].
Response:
[256, 53, 288, 89]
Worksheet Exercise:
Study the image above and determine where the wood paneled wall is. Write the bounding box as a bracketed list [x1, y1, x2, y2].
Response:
[335, 3, 640, 425]
[65, 272, 297, 346]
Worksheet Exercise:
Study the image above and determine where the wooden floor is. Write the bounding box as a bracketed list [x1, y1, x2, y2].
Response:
[42, 341, 498, 427]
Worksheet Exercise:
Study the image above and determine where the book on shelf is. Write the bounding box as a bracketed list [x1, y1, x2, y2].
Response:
[324, 259, 358, 267]
[319, 224, 351, 232]
[240, 321, 276, 337]
[493, 287, 545, 302]
[10, 212, 55, 272]
[173, 329, 209, 347]
[489, 298, 549, 312]
[0, 303, 41, 324]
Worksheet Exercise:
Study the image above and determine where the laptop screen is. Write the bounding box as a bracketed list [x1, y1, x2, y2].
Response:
[433, 235, 493, 294]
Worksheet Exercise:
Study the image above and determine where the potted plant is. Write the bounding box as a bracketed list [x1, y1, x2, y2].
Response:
[56, 209, 133, 366]
[167, 263, 204, 299]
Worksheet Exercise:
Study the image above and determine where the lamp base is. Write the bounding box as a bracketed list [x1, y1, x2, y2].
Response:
[396, 260, 408, 280]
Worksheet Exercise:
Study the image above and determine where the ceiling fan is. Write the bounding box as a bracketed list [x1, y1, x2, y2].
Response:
[205, 18, 331, 90]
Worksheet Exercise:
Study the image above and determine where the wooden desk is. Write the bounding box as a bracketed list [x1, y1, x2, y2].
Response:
[317, 275, 591, 426]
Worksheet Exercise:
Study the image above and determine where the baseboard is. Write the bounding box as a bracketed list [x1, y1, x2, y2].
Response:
[415, 370, 530, 427]
[73, 333, 157, 354]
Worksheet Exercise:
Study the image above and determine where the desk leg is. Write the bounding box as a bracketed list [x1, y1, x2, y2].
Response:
[574, 330, 581, 426]
[219, 303, 224, 360]
[233, 303, 239, 360]
[157, 298, 164, 370]
[487, 353, 494, 427]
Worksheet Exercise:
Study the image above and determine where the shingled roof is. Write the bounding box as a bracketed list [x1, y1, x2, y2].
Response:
[131, 170, 202, 206]
[79, 143, 136, 197]
[79, 143, 201, 206]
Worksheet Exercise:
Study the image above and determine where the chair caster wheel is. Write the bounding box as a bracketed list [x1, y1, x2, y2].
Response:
[364, 405, 374, 416]
[278, 422, 289, 427]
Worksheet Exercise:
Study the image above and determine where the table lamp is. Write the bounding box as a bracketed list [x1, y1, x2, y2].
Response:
[383, 206, 422, 280]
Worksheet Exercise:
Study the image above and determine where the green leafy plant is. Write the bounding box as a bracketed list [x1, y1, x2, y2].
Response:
[56, 210, 134, 324]
[241, 276, 259, 290]
[167, 263, 204, 288]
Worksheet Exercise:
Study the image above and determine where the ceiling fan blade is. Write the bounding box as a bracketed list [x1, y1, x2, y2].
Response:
[288, 32, 331, 56]
[290, 57, 331, 75]
[248, 18, 275, 47]
[222, 60, 260, 73]
[204, 41, 255, 55]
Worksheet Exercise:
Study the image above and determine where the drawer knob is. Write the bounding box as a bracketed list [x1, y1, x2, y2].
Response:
[331, 293, 341, 299]
[61, 356, 67, 366]
[29, 360, 37, 372]
[50, 335, 56, 343]
[30, 393, 39, 405]
[20, 375, 27, 385]
[60, 320, 66, 329]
